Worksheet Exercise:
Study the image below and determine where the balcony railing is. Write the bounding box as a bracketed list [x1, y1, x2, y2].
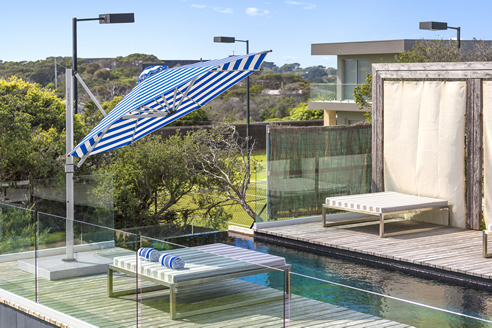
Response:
[310, 83, 362, 102]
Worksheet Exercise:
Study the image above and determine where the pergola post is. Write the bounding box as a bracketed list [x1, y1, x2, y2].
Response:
[466, 78, 483, 229]
[371, 66, 384, 193]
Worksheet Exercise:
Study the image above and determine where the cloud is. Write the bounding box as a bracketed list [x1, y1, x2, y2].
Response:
[214, 7, 234, 14]
[191, 4, 206, 8]
[283, 55, 297, 62]
[285, 1, 316, 9]
[246, 7, 269, 16]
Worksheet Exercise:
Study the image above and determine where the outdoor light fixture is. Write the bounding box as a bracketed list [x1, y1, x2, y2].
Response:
[73, 13, 135, 114]
[214, 36, 251, 168]
[67, 13, 134, 262]
[419, 21, 461, 48]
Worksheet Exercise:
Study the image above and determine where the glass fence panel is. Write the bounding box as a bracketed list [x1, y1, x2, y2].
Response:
[36, 212, 138, 327]
[289, 272, 492, 328]
[254, 160, 268, 223]
[310, 83, 337, 101]
[33, 174, 114, 228]
[265, 123, 372, 222]
[309, 83, 362, 101]
[0, 180, 30, 205]
[139, 237, 286, 327]
[0, 203, 36, 301]
[123, 218, 225, 240]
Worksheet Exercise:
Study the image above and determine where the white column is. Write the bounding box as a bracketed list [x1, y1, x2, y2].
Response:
[64, 69, 75, 261]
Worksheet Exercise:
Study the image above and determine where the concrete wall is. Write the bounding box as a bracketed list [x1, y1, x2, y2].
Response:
[337, 111, 367, 125]
[0, 303, 56, 328]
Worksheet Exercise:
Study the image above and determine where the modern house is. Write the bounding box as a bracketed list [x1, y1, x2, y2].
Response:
[309, 39, 419, 126]
[309, 39, 491, 126]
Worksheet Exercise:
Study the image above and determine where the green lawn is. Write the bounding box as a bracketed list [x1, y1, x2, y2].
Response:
[251, 152, 267, 182]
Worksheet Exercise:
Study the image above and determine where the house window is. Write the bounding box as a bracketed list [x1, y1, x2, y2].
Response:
[343, 59, 370, 100]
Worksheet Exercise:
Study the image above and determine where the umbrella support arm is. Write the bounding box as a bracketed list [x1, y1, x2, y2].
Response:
[122, 78, 200, 119]
[173, 77, 198, 113]
[76, 126, 111, 168]
[74, 73, 107, 117]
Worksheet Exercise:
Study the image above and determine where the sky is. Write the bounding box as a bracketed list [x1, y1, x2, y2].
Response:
[1, 0, 492, 68]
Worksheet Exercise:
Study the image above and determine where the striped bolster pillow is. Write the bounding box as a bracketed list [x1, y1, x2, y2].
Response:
[159, 253, 185, 269]
[138, 247, 160, 262]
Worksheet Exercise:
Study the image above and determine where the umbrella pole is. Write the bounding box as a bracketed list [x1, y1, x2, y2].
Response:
[64, 69, 76, 262]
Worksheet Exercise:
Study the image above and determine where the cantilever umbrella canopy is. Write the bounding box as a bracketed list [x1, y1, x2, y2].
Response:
[70, 50, 271, 163]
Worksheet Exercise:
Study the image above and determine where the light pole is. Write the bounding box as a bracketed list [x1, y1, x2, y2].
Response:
[73, 13, 134, 114]
[214, 36, 251, 167]
[419, 21, 461, 48]
[65, 13, 134, 262]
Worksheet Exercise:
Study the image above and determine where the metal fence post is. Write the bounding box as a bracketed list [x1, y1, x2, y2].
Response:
[266, 125, 270, 221]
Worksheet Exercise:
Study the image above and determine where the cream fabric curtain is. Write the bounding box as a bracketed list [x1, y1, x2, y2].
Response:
[383, 81, 466, 227]
[483, 82, 492, 229]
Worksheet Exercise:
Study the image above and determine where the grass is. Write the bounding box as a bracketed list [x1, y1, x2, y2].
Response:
[251, 152, 267, 182]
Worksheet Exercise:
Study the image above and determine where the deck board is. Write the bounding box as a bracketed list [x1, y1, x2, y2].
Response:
[256, 219, 492, 280]
[0, 247, 411, 328]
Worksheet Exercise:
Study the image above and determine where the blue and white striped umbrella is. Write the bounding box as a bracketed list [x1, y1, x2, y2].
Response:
[70, 50, 270, 161]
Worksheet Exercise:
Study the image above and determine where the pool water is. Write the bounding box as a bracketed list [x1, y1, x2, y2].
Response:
[168, 231, 492, 327]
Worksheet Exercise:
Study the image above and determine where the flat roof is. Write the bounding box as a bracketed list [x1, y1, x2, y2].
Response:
[311, 40, 419, 56]
[311, 39, 492, 56]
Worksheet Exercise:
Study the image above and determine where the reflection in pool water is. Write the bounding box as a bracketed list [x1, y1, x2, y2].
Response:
[168, 231, 492, 327]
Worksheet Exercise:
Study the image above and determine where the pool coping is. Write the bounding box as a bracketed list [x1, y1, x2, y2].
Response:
[254, 231, 492, 292]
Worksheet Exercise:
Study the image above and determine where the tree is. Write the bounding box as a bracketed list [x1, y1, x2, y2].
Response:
[94, 68, 111, 80]
[253, 72, 307, 90]
[326, 67, 337, 76]
[105, 134, 201, 228]
[278, 63, 301, 73]
[285, 102, 323, 121]
[220, 84, 264, 101]
[0, 77, 87, 183]
[82, 96, 123, 129]
[85, 63, 101, 75]
[186, 123, 256, 219]
[353, 73, 372, 121]
[303, 66, 328, 83]
[168, 108, 209, 126]
[114, 53, 163, 68]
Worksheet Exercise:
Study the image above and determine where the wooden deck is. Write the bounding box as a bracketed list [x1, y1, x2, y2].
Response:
[256, 218, 492, 281]
[0, 248, 411, 327]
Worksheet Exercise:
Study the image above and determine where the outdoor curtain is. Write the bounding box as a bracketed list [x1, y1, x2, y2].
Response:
[383, 81, 466, 227]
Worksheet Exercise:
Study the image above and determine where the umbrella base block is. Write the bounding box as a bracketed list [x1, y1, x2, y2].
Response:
[18, 252, 112, 281]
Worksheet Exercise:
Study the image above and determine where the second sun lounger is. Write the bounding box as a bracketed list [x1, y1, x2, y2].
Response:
[322, 191, 450, 237]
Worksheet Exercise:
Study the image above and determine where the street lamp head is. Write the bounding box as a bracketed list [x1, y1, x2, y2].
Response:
[419, 21, 448, 31]
[99, 13, 135, 24]
[214, 36, 236, 43]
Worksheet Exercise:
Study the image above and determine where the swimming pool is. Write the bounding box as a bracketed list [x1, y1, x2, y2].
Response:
[169, 231, 492, 327]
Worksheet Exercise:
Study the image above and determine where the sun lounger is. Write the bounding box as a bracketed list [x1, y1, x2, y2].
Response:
[108, 243, 291, 319]
[322, 192, 450, 237]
